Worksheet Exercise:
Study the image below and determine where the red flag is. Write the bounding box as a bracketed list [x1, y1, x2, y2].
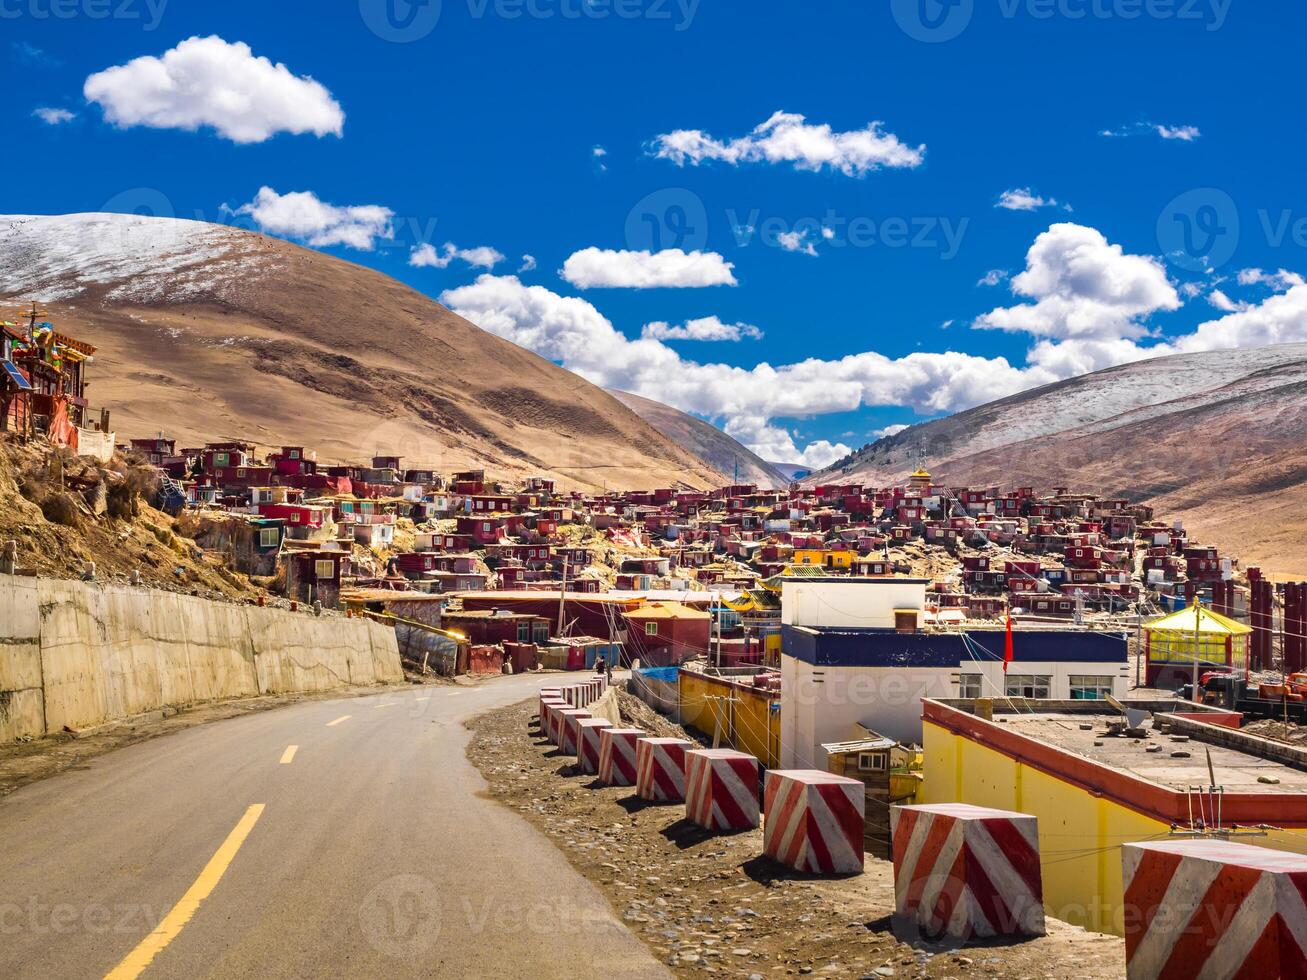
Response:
[1003, 614, 1014, 674]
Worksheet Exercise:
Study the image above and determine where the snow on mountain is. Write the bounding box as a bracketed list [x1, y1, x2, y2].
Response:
[825, 343, 1307, 475]
[0, 213, 277, 304]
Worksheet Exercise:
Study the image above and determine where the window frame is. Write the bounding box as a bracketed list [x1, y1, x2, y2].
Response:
[1004, 674, 1051, 699]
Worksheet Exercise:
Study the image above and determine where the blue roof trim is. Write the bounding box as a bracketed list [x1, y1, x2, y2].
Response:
[782, 625, 1127, 668]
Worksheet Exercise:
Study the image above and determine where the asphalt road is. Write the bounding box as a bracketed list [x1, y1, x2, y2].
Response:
[0, 675, 669, 979]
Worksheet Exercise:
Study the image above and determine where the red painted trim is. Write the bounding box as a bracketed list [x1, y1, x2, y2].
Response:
[922, 701, 1307, 828]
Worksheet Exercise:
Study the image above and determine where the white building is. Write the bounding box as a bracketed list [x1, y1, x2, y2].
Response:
[778, 577, 1129, 768]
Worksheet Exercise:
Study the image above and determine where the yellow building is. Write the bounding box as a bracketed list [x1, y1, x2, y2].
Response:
[908, 467, 932, 491]
[919, 698, 1307, 936]
[678, 667, 781, 767]
[1143, 600, 1252, 689]
[792, 549, 855, 570]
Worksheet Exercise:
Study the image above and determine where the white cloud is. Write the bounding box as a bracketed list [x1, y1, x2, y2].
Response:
[409, 242, 506, 270]
[1238, 268, 1304, 291]
[724, 418, 850, 469]
[997, 188, 1062, 212]
[977, 269, 1009, 287]
[975, 223, 1180, 341]
[440, 274, 1034, 465]
[230, 187, 392, 250]
[650, 110, 925, 177]
[84, 36, 344, 144]
[441, 223, 1307, 471]
[33, 107, 74, 125]
[1101, 122, 1200, 142]
[872, 424, 911, 440]
[641, 317, 762, 342]
[560, 247, 736, 289]
[776, 230, 818, 257]
[592, 145, 607, 157]
[1175, 283, 1307, 354]
[518, 254, 537, 273]
[1207, 289, 1251, 314]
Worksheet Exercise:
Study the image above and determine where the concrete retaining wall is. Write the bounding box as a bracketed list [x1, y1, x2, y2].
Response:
[1, 574, 403, 741]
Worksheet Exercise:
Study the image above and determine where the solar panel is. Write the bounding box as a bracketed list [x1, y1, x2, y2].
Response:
[2, 360, 32, 391]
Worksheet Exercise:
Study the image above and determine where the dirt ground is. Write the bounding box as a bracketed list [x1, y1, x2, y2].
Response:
[468, 700, 1126, 979]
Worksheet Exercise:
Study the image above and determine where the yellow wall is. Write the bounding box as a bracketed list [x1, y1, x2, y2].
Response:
[793, 549, 854, 569]
[679, 671, 780, 767]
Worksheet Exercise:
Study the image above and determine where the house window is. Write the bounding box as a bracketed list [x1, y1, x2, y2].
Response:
[1005, 674, 1051, 699]
[516, 623, 530, 643]
[259, 528, 279, 548]
[214, 453, 229, 467]
[644, 622, 659, 637]
[314, 560, 335, 580]
[289, 450, 300, 459]
[482, 522, 491, 532]
[1069, 675, 1115, 700]
[858, 753, 886, 772]
[958, 674, 983, 699]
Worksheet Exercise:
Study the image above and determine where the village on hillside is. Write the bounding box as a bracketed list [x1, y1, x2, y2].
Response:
[9, 309, 1307, 974]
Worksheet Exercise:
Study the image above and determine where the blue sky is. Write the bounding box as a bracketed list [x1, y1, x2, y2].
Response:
[8, 0, 1307, 466]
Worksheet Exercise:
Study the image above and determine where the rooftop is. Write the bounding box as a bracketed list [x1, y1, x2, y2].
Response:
[998, 711, 1307, 794]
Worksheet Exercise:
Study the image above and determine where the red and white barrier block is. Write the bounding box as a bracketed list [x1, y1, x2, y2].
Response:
[541, 701, 569, 745]
[561, 709, 593, 756]
[685, 749, 760, 831]
[635, 737, 693, 803]
[563, 686, 583, 708]
[598, 728, 644, 787]
[890, 803, 1045, 941]
[550, 706, 582, 747]
[576, 718, 613, 774]
[763, 770, 864, 876]
[538, 688, 562, 717]
[1122, 839, 1307, 980]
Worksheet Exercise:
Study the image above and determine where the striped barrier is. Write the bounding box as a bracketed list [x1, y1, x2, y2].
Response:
[763, 770, 864, 876]
[635, 737, 693, 803]
[540, 701, 568, 745]
[561, 709, 592, 756]
[538, 688, 562, 717]
[1122, 839, 1307, 980]
[685, 749, 760, 831]
[598, 728, 644, 786]
[563, 687, 582, 708]
[890, 803, 1045, 941]
[576, 718, 613, 774]
[550, 704, 582, 747]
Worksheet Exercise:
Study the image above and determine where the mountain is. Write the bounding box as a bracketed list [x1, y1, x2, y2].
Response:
[812, 344, 1307, 577]
[768, 462, 812, 482]
[0, 214, 723, 491]
[608, 389, 787, 488]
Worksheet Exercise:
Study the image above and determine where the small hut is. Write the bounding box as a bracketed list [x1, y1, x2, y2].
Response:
[1143, 600, 1251, 689]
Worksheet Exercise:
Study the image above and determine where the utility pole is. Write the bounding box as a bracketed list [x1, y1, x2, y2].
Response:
[556, 555, 569, 636]
[1191, 597, 1203, 704]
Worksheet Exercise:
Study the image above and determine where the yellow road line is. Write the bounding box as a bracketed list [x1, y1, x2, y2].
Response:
[374, 703, 397, 709]
[104, 804, 265, 980]
[279, 745, 298, 764]
[325, 715, 351, 727]
[414, 696, 430, 702]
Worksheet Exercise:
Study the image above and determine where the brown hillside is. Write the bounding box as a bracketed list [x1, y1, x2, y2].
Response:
[0, 214, 722, 492]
